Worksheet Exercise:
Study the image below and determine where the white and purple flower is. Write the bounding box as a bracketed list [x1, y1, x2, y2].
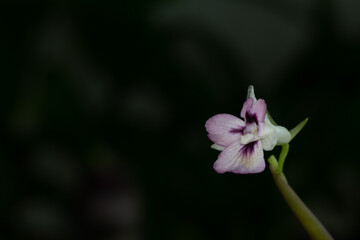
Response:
[205, 86, 291, 174]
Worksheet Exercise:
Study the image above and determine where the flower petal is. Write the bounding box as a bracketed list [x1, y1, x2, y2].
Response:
[274, 125, 291, 144]
[205, 114, 245, 147]
[261, 124, 277, 151]
[211, 144, 225, 151]
[213, 140, 265, 174]
[243, 86, 266, 121]
[252, 99, 267, 123]
[241, 97, 267, 133]
[246, 85, 257, 101]
[240, 98, 254, 119]
[264, 115, 291, 145]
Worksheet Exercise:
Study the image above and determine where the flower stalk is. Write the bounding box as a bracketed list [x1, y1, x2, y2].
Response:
[277, 143, 289, 175]
[268, 150, 333, 240]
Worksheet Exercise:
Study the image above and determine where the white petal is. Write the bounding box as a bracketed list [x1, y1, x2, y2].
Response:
[247, 85, 257, 101]
[274, 125, 291, 144]
[264, 114, 291, 145]
[213, 140, 265, 174]
[261, 124, 278, 151]
[211, 144, 225, 151]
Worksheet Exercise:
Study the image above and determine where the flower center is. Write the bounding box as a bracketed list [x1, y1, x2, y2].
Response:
[245, 122, 257, 135]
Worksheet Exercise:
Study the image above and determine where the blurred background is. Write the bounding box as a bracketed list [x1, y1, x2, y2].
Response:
[1, 0, 360, 239]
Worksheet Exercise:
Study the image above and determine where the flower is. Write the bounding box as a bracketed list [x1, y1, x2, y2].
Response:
[205, 85, 291, 174]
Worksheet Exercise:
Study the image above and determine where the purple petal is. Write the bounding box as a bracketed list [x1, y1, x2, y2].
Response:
[240, 98, 267, 136]
[240, 98, 254, 119]
[213, 140, 265, 174]
[205, 114, 245, 147]
[252, 99, 267, 123]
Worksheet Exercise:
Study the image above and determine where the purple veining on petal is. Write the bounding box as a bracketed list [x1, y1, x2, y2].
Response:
[240, 141, 257, 156]
[245, 112, 258, 125]
[229, 126, 245, 134]
[205, 114, 245, 147]
[213, 140, 264, 174]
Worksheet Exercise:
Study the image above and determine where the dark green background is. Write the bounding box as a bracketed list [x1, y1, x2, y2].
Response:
[1, 1, 359, 239]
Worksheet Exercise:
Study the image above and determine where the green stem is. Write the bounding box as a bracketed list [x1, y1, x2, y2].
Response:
[269, 165, 333, 240]
[277, 144, 289, 174]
